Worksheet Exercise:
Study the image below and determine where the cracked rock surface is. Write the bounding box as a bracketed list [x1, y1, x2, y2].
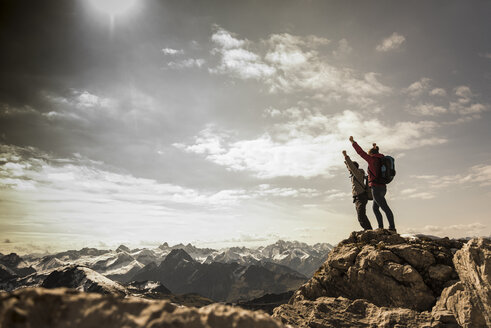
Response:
[274, 230, 490, 328]
[289, 230, 462, 311]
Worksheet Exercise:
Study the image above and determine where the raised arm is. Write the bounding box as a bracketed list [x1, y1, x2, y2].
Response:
[350, 136, 370, 162]
[343, 150, 365, 184]
[343, 150, 358, 174]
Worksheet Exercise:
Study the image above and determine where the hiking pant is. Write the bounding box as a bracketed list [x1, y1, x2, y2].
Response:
[354, 193, 372, 230]
[371, 185, 395, 229]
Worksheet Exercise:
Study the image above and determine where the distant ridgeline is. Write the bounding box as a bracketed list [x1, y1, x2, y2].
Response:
[0, 240, 332, 303]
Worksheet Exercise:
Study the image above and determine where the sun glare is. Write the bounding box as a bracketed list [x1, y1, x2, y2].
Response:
[89, 0, 137, 16]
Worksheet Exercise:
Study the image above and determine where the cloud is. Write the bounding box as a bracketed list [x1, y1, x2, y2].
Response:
[162, 48, 184, 55]
[209, 27, 390, 105]
[461, 165, 491, 187]
[478, 52, 491, 59]
[332, 38, 352, 57]
[0, 104, 37, 117]
[167, 58, 205, 69]
[454, 85, 473, 103]
[447, 86, 489, 118]
[219, 233, 284, 244]
[400, 188, 436, 200]
[405, 84, 487, 121]
[36, 90, 114, 123]
[406, 222, 487, 238]
[455, 103, 487, 115]
[211, 28, 246, 49]
[210, 29, 275, 79]
[409, 165, 491, 194]
[0, 144, 321, 214]
[71, 90, 112, 110]
[37, 88, 167, 129]
[325, 190, 350, 201]
[256, 184, 321, 198]
[430, 88, 447, 97]
[410, 103, 447, 116]
[404, 78, 431, 97]
[264, 33, 390, 99]
[161, 46, 205, 70]
[176, 109, 446, 178]
[0, 144, 246, 208]
[41, 90, 116, 121]
[375, 32, 406, 52]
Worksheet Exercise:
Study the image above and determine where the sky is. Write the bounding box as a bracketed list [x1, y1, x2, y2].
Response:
[1, 0, 490, 254]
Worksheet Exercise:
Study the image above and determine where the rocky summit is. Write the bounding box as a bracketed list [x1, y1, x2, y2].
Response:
[0, 230, 489, 328]
[273, 229, 491, 328]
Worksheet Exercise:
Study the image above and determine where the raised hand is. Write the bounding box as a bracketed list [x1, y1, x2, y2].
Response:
[342, 150, 347, 156]
[349, 136, 354, 143]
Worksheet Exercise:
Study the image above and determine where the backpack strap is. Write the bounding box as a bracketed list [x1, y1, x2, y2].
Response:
[351, 171, 366, 189]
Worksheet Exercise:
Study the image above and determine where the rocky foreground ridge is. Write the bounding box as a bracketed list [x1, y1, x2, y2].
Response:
[0, 230, 489, 328]
[273, 230, 490, 327]
[0, 288, 285, 328]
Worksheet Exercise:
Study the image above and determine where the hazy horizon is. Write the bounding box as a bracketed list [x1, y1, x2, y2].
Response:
[1, 0, 490, 254]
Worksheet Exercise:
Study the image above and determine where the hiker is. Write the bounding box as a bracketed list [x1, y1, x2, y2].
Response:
[342, 150, 372, 230]
[349, 136, 396, 231]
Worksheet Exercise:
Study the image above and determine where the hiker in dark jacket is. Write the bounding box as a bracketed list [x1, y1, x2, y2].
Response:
[349, 136, 395, 231]
[343, 150, 373, 230]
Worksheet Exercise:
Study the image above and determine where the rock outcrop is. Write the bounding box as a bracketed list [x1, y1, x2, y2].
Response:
[274, 230, 490, 328]
[432, 237, 491, 327]
[288, 230, 462, 311]
[0, 288, 287, 328]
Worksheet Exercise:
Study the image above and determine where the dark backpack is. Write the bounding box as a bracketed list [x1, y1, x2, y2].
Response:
[370, 156, 396, 184]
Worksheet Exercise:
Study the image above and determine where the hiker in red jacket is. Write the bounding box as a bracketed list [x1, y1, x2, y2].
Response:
[349, 136, 395, 231]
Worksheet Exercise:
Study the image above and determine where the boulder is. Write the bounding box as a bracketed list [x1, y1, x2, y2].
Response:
[432, 281, 486, 328]
[386, 244, 436, 270]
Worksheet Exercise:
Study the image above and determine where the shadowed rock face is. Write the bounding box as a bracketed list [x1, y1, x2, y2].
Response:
[274, 230, 490, 328]
[0, 288, 287, 328]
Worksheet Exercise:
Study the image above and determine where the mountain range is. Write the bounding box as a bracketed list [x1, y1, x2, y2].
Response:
[0, 240, 332, 303]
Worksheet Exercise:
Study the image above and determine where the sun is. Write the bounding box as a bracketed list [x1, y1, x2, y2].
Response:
[89, 0, 137, 16]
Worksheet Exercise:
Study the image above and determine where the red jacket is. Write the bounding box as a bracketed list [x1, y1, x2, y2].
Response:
[352, 142, 385, 187]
